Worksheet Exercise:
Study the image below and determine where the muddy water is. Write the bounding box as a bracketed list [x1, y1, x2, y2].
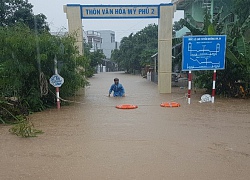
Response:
[1, 72, 250, 180]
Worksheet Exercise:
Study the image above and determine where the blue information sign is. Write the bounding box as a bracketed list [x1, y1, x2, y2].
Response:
[182, 35, 226, 71]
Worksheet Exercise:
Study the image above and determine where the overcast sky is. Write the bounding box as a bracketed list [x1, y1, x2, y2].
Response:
[29, 0, 184, 41]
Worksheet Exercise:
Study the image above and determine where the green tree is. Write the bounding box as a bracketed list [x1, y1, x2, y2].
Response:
[0, 24, 88, 119]
[233, 0, 250, 25]
[119, 34, 134, 72]
[0, 0, 49, 31]
[89, 50, 106, 68]
[180, 6, 250, 97]
[173, 20, 183, 31]
[111, 49, 122, 70]
[112, 24, 158, 73]
[87, 49, 106, 77]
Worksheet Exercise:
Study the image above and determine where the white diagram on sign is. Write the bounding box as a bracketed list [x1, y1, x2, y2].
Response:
[187, 42, 221, 69]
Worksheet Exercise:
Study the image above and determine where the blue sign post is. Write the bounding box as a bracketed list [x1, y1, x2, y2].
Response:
[49, 74, 64, 87]
[182, 35, 226, 71]
[182, 35, 227, 104]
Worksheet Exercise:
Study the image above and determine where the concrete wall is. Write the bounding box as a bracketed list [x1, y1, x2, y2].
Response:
[63, 5, 83, 55]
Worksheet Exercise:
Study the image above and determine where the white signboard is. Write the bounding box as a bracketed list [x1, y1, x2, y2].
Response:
[80, 5, 160, 19]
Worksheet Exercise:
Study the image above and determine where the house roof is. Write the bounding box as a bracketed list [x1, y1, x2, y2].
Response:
[175, 26, 191, 38]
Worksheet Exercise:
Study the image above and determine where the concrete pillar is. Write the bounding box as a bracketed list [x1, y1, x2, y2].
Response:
[158, 4, 173, 93]
[64, 5, 85, 96]
[63, 5, 84, 55]
[210, 0, 214, 22]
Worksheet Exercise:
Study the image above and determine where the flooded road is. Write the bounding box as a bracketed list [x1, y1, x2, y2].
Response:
[1, 72, 250, 180]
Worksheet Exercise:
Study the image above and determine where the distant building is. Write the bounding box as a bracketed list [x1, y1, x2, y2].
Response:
[97, 30, 116, 59]
[85, 30, 102, 52]
[85, 30, 119, 72]
[85, 30, 120, 59]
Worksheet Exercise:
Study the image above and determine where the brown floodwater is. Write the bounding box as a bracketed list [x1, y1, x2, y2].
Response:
[1, 72, 250, 180]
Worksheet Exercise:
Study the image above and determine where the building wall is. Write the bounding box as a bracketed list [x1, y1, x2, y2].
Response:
[179, 0, 234, 25]
[97, 30, 116, 59]
[191, 1, 204, 22]
[86, 30, 120, 59]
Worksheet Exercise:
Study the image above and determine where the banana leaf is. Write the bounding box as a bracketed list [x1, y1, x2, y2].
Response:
[225, 49, 243, 67]
[237, 34, 250, 58]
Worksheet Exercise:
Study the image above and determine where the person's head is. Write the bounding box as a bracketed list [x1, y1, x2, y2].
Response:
[114, 78, 119, 84]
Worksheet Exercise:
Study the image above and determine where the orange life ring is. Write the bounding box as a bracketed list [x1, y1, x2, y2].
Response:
[116, 104, 138, 109]
[160, 102, 180, 107]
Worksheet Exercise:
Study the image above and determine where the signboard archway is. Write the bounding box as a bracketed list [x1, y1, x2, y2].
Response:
[64, 3, 175, 93]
